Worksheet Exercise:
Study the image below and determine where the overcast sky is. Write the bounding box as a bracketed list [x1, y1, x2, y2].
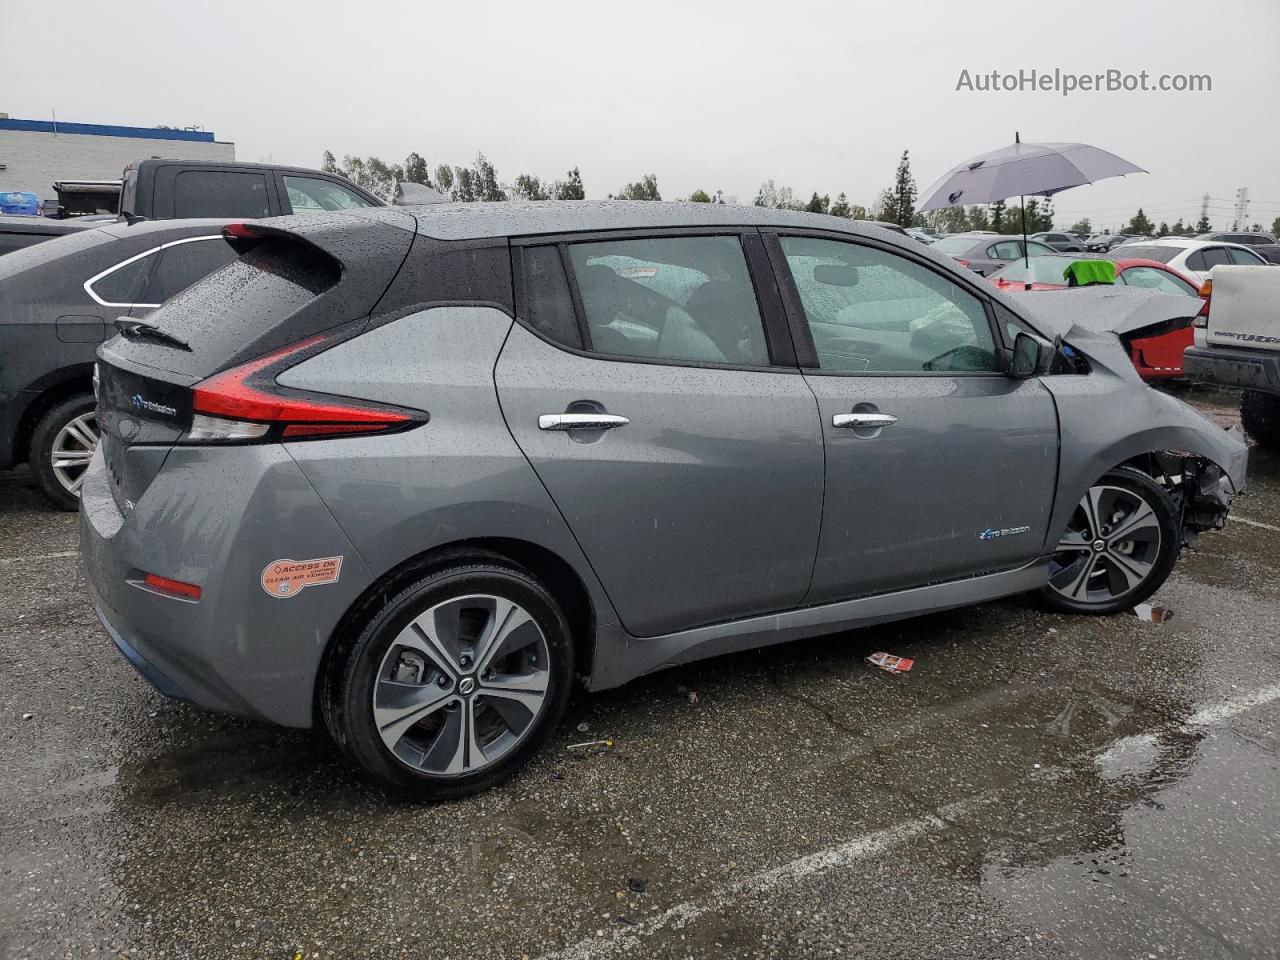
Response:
[4, 0, 1278, 231]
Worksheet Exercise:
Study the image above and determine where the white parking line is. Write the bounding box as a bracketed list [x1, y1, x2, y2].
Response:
[535, 681, 1280, 960]
[1231, 515, 1280, 534]
[0, 550, 79, 565]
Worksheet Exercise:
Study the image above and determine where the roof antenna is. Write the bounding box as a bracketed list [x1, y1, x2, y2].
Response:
[1015, 131, 1021, 144]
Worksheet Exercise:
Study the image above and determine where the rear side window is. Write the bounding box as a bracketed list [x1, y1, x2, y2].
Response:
[110, 238, 339, 376]
[89, 252, 157, 305]
[565, 236, 769, 366]
[1198, 247, 1232, 270]
[519, 246, 582, 349]
[173, 171, 271, 218]
[987, 241, 1021, 260]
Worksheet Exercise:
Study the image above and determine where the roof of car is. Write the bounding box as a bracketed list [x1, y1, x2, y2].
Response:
[0, 215, 96, 236]
[398, 200, 914, 242]
[1116, 237, 1252, 251]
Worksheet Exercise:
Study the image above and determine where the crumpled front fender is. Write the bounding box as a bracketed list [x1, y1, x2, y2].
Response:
[1039, 344, 1247, 552]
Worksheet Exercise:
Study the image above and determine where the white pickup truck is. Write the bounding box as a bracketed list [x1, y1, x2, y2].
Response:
[1183, 264, 1280, 448]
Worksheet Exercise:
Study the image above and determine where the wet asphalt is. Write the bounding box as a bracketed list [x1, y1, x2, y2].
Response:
[2, 387, 1279, 960]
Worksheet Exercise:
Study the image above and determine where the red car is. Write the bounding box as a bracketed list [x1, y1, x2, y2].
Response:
[988, 255, 1203, 379]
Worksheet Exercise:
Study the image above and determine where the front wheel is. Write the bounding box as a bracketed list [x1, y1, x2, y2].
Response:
[1241, 391, 1280, 449]
[1040, 466, 1180, 615]
[323, 560, 574, 799]
[29, 393, 99, 511]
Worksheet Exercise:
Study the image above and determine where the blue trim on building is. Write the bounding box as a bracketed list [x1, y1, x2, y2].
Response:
[0, 118, 216, 142]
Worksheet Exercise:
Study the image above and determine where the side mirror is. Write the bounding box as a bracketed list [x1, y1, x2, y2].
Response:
[1010, 331, 1054, 379]
[813, 264, 859, 287]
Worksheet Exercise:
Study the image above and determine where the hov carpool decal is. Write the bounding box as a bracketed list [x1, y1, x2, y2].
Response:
[261, 556, 343, 599]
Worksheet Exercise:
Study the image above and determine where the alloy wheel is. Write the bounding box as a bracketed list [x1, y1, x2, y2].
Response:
[372, 594, 550, 776]
[1048, 484, 1163, 605]
[50, 411, 99, 497]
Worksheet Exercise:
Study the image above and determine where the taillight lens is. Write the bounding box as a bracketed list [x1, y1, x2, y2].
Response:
[185, 335, 425, 443]
[956, 258, 970, 268]
[1193, 279, 1211, 328]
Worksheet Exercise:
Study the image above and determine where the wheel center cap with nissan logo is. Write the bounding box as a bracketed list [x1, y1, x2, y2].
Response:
[458, 677, 476, 696]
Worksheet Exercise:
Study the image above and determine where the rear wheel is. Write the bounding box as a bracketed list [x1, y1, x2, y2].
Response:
[324, 560, 573, 799]
[29, 393, 99, 511]
[1241, 390, 1280, 449]
[1040, 466, 1180, 615]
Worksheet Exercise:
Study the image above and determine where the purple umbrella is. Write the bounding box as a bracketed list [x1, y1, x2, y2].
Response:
[918, 134, 1146, 269]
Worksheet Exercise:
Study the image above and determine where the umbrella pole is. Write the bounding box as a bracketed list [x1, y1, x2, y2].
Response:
[1020, 194, 1030, 289]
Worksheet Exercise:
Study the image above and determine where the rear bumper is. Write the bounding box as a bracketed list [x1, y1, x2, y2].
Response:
[79, 442, 375, 728]
[1184, 345, 1280, 394]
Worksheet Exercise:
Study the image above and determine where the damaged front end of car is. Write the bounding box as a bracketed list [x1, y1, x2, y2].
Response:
[1133, 450, 1239, 547]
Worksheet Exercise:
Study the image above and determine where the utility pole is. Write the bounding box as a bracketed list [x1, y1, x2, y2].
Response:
[1233, 187, 1250, 230]
[1200, 193, 1210, 230]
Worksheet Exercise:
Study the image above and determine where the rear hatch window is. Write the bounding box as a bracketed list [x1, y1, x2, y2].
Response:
[106, 237, 340, 378]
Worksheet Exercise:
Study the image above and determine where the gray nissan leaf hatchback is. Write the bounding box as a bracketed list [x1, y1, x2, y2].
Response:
[81, 202, 1246, 798]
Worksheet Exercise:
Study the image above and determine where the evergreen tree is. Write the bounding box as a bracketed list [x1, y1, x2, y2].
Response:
[1126, 208, 1156, 235]
[1157, 222, 1170, 237]
[689, 189, 713, 203]
[888, 150, 917, 227]
[321, 150, 339, 174]
[829, 193, 852, 218]
[805, 192, 830, 215]
[873, 188, 896, 222]
[968, 205, 990, 231]
[938, 205, 970, 233]
[990, 199, 1008, 232]
[1195, 212, 1212, 233]
[452, 166, 477, 202]
[553, 168, 585, 200]
[1171, 218, 1186, 235]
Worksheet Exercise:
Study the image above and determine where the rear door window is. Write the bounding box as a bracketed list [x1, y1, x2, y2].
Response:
[565, 236, 769, 366]
[173, 171, 271, 218]
[987, 241, 1021, 260]
[1200, 247, 1232, 269]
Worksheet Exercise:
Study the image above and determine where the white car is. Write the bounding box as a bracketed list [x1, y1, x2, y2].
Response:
[1111, 237, 1271, 285]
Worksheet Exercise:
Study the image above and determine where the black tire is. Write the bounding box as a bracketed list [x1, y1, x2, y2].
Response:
[1040, 466, 1181, 616]
[1241, 391, 1280, 450]
[29, 393, 98, 512]
[323, 559, 574, 800]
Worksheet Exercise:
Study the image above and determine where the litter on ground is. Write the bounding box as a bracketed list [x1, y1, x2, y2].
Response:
[866, 652, 914, 675]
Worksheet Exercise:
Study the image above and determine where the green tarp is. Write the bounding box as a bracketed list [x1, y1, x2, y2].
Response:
[1064, 259, 1116, 286]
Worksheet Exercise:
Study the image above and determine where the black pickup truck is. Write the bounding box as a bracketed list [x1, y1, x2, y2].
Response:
[119, 159, 383, 220]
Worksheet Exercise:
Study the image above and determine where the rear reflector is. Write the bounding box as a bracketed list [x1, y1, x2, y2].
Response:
[143, 573, 202, 600]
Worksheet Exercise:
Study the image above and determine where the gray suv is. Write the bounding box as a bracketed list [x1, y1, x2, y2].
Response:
[81, 202, 1246, 798]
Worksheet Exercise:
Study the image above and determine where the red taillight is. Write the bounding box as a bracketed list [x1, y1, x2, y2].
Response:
[143, 573, 202, 600]
[1194, 279, 1211, 328]
[188, 336, 421, 443]
[956, 259, 970, 268]
[222, 222, 261, 240]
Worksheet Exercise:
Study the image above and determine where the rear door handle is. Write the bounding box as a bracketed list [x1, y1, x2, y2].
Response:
[539, 413, 630, 431]
[832, 413, 898, 429]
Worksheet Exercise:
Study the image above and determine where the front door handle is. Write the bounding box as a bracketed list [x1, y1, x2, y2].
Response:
[832, 413, 897, 429]
[539, 413, 630, 431]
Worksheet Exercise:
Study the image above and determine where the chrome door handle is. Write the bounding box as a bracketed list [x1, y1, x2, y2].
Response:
[832, 413, 898, 429]
[539, 413, 630, 431]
